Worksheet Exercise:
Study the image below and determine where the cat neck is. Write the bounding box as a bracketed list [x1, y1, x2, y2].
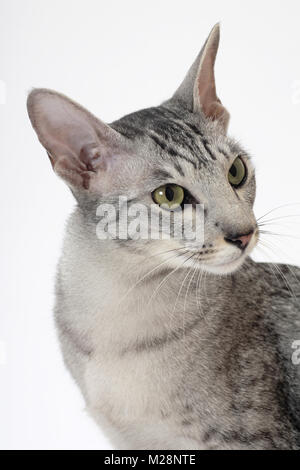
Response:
[59, 207, 254, 355]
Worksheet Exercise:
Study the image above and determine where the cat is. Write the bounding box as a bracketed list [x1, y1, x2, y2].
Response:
[27, 24, 300, 450]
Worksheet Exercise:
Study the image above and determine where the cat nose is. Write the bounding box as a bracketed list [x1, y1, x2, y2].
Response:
[224, 230, 254, 250]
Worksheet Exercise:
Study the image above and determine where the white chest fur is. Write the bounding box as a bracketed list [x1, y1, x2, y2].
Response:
[84, 349, 200, 450]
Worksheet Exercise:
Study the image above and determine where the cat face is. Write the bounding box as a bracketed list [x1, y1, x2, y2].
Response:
[27, 24, 258, 275]
[109, 103, 257, 274]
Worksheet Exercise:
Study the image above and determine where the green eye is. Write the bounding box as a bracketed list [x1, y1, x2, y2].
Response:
[228, 157, 247, 188]
[152, 184, 185, 210]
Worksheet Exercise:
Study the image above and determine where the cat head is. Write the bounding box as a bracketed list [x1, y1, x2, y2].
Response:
[27, 24, 258, 275]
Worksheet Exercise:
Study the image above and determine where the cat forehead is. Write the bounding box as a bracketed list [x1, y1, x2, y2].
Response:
[111, 103, 243, 173]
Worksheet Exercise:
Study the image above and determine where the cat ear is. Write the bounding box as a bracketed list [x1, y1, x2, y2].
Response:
[27, 89, 129, 192]
[172, 24, 230, 132]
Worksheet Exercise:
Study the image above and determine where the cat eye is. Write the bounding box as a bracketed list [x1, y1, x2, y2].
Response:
[228, 157, 247, 188]
[152, 184, 185, 210]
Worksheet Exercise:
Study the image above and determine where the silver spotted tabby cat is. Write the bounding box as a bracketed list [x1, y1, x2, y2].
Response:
[27, 25, 300, 449]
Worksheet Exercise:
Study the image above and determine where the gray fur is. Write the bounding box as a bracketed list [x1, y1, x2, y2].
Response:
[27, 25, 300, 449]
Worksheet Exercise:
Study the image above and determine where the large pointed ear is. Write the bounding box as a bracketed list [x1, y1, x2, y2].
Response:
[27, 89, 129, 193]
[172, 24, 230, 132]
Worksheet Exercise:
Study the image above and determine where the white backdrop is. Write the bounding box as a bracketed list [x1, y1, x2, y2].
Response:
[1, 0, 300, 450]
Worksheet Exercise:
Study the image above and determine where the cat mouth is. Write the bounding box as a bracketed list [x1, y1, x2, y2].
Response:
[201, 230, 258, 273]
[184, 242, 252, 271]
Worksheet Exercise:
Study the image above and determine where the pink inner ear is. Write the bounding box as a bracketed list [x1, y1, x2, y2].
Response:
[192, 25, 230, 131]
[196, 53, 230, 131]
[51, 140, 113, 191]
[27, 89, 127, 191]
[197, 49, 218, 117]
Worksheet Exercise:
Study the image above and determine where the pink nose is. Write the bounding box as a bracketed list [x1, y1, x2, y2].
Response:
[225, 231, 254, 250]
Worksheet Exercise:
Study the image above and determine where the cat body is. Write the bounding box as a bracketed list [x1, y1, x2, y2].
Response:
[27, 25, 300, 449]
[57, 210, 300, 449]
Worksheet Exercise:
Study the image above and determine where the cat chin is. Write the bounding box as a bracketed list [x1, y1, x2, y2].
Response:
[201, 255, 247, 275]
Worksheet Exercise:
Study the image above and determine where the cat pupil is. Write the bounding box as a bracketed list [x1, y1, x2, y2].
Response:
[165, 186, 174, 201]
[230, 164, 237, 177]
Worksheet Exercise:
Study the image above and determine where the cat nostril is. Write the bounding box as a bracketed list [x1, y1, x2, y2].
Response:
[224, 231, 254, 250]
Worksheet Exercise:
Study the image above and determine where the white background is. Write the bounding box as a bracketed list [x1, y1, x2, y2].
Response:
[1, 0, 300, 450]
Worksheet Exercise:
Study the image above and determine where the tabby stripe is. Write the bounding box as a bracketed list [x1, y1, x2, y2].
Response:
[161, 107, 217, 162]
[122, 313, 204, 354]
[174, 161, 185, 177]
[144, 108, 207, 166]
[218, 147, 230, 160]
[147, 132, 198, 169]
[152, 169, 174, 181]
